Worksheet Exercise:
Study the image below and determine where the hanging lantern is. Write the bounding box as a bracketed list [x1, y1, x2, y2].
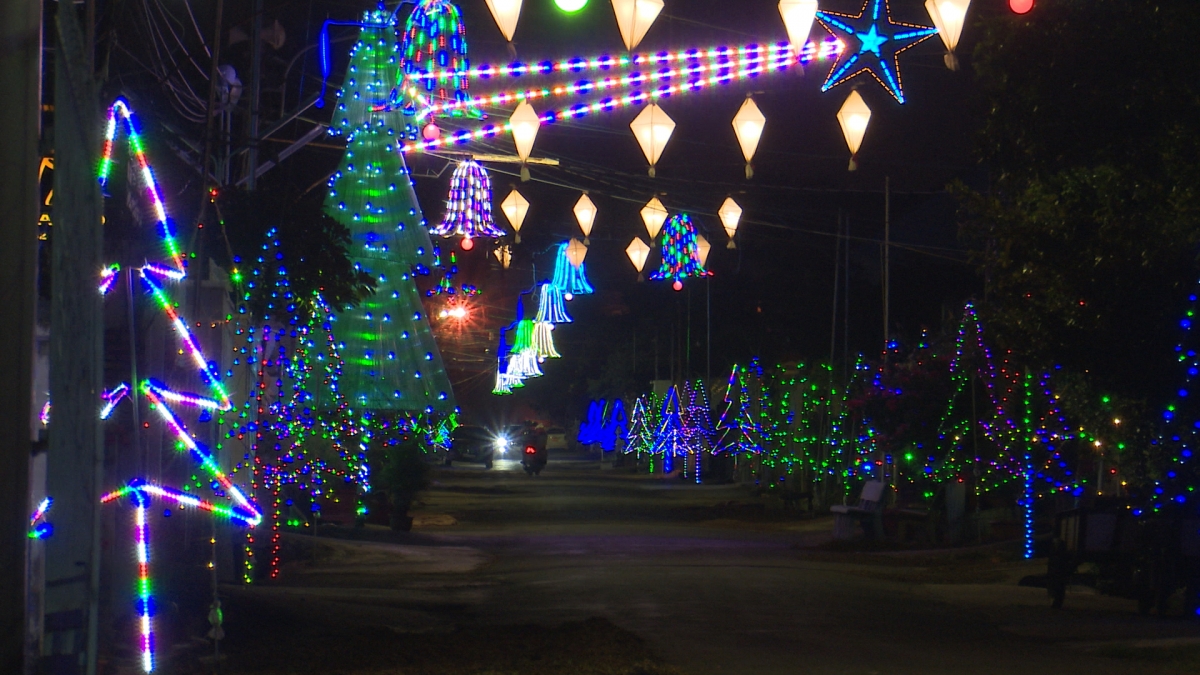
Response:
[485, 0, 522, 42]
[778, 0, 819, 56]
[573, 193, 597, 245]
[566, 238, 588, 267]
[493, 245, 512, 269]
[626, 237, 651, 281]
[925, 0, 971, 71]
[611, 0, 664, 51]
[732, 97, 766, 179]
[500, 189, 529, 243]
[430, 159, 504, 241]
[641, 196, 668, 244]
[836, 90, 871, 171]
[718, 197, 742, 249]
[630, 103, 675, 177]
[510, 101, 541, 180]
[696, 234, 712, 269]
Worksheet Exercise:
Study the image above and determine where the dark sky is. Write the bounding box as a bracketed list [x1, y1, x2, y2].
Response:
[107, 0, 995, 420]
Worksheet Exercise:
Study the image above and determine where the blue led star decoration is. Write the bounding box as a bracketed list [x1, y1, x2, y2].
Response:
[816, 0, 938, 104]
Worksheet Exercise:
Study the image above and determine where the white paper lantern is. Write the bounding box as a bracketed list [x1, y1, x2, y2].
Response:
[925, 0, 971, 70]
[611, 0, 664, 51]
[778, 0, 819, 55]
[573, 193, 597, 244]
[718, 197, 743, 249]
[630, 103, 675, 177]
[640, 197, 668, 243]
[485, 0, 522, 42]
[836, 90, 872, 171]
[626, 237, 651, 280]
[732, 97, 766, 179]
[510, 102, 541, 179]
[500, 189, 529, 243]
[696, 234, 712, 268]
[566, 238, 588, 267]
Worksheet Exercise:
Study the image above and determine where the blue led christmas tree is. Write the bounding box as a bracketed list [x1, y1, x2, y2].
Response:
[324, 11, 455, 414]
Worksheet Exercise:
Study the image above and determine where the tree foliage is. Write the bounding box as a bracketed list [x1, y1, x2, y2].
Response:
[958, 0, 1200, 424]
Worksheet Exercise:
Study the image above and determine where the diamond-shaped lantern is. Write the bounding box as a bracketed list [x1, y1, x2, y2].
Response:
[778, 0, 819, 56]
[500, 189, 529, 243]
[510, 101, 541, 180]
[696, 234, 712, 269]
[925, 0, 971, 71]
[626, 238, 651, 281]
[837, 90, 871, 171]
[732, 97, 766, 179]
[485, 0, 522, 42]
[630, 103, 675, 177]
[573, 193, 597, 245]
[718, 197, 742, 249]
[641, 197, 668, 244]
[611, 0, 664, 51]
[566, 238, 588, 267]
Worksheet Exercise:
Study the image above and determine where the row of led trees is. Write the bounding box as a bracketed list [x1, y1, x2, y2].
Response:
[623, 303, 1101, 551]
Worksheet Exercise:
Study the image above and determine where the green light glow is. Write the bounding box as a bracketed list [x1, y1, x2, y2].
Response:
[555, 0, 588, 12]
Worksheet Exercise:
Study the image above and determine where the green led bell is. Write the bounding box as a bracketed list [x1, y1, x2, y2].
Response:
[555, 0, 588, 13]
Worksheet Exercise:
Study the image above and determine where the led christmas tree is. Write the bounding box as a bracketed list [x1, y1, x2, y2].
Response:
[627, 394, 660, 456]
[650, 213, 711, 291]
[400, 0, 484, 120]
[325, 11, 455, 414]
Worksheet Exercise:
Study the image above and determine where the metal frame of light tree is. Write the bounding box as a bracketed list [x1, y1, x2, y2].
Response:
[97, 98, 263, 673]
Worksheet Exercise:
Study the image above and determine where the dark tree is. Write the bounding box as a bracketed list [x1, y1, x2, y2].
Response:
[958, 0, 1200, 458]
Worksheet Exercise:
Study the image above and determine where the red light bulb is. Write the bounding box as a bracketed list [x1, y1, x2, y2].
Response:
[460, 237, 474, 251]
[672, 280, 683, 291]
[1009, 0, 1033, 13]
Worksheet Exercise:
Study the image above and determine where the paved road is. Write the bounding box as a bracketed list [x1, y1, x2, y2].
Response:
[265, 450, 1200, 675]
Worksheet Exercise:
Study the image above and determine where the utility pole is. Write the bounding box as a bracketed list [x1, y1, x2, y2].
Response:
[883, 176, 890, 357]
[246, 0, 264, 190]
[44, 4, 104, 675]
[0, 2, 41, 673]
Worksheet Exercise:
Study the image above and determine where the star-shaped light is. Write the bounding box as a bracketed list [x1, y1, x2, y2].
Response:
[817, 0, 938, 104]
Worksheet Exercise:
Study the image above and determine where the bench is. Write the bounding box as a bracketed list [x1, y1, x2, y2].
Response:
[831, 480, 886, 540]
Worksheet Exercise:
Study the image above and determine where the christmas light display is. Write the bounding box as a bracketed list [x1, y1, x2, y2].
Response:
[97, 97, 265, 670]
[325, 16, 455, 414]
[551, 241, 595, 297]
[411, 40, 841, 83]
[627, 393, 662, 458]
[400, 0, 484, 119]
[28, 497, 52, 540]
[396, 45, 800, 156]
[431, 159, 504, 243]
[816, 0, 939, 104]
[650, 213, 711, 291]
[535, 283, 572, 324]
[532, 322, 561, 359]
[1152, 285, 1200, 514]
[578, 400, 606, 446]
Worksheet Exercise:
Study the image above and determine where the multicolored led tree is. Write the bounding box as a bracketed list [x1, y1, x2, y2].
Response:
[324, 10, 455, 415]
[650, 213, 711, 291]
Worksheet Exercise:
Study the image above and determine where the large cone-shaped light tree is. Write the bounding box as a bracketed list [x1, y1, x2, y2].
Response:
[324, 9, 455, 413]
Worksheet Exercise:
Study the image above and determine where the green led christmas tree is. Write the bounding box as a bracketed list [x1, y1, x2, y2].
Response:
[324, 10, 455, 414]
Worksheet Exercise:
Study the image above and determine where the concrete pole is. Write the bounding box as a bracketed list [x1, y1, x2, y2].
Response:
[45, 4, 104, 674]
[0, 2, 41, 673]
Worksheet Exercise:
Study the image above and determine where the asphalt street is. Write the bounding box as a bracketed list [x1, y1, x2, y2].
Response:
[245, 450, 1200, 674]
